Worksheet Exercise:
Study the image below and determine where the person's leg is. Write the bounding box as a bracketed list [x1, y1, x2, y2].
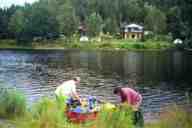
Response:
[133, 109, 144, 128]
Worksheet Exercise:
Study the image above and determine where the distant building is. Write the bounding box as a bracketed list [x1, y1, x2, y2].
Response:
[122, 23, 144, 40]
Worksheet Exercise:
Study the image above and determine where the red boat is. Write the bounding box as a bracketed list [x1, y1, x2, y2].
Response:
[66, 111, 98, 123]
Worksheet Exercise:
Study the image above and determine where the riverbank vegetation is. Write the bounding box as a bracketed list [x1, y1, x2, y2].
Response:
[145, 105, 192, 128]
[0, 0, 192, 49]
[0, 87, 191, 128]
[0, 39, 174, 50]
[0, 88, 134, 128]
[0, 87, 26, 118]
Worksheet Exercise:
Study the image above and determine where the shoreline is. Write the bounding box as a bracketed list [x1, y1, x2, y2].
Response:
[0, 39, 175, 51]
[0, 46, 173, 52]
[0, 47, 171, 51]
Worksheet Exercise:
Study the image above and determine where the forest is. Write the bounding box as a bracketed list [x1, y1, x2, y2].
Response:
[0, 0, 192, 48]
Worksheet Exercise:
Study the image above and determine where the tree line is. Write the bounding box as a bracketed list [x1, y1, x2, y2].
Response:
[0, 0, 191, 47]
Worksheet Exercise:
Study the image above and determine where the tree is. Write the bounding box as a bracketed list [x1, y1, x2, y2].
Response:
[181, 0, 192, 48]
[86, 13, 103, 37]
[56, 0, 79, 37]
[8, 9, 27, 42]
[103, 17, 119, 34]
[30, 2, 59, 39]
[9, 2, 59, 43]
[144, 6, 167, 34]
[0, 5, 18, 39]
[167, 7, 185, 39]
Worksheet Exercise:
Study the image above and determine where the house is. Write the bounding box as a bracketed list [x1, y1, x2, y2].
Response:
[122, 23, 144, 40]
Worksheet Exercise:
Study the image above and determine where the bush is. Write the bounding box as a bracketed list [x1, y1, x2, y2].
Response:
[0, 87, 26, 118]
[133, 43, 144, 49]
[119, 43, 132, 49]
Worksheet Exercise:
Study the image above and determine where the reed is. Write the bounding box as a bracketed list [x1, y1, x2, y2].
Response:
[0, 87, 26, 118]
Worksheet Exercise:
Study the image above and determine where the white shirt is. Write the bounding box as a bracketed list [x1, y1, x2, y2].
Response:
[55, 80, 76, 97]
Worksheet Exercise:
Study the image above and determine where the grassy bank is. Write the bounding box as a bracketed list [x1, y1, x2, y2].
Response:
[0, 39, 174, 51]
[0, 88, 191, 128]
[0, 87, 26, 119]
[145, 105, 192, 128]
[0, 88, 134, 128]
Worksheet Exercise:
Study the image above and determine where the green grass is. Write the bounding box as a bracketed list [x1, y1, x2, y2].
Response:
[0, 87, 26, 118]
[13, 98, 134, 128]
[0, 39, 174, 50]
[14, 97, 76, 128]
[0, 88, 191, 128]
[95, 104, 134, 128]
[0, 88, 134, 128]
[145, 105, 192, 128]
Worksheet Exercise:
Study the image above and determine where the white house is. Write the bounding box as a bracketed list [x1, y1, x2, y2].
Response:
[122, 23, 144, 40]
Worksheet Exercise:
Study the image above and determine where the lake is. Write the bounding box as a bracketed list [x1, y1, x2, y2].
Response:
[0, 49, 191, 121]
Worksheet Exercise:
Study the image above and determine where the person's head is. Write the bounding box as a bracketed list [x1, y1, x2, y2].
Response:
[73, 77, 81, 85]
[113, 87, 122, 95]
[127, 79, 136, 88]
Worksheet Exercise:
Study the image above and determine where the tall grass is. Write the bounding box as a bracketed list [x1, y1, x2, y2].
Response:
[1, 89, 191, 128]
[0, 87, 26, 118]
[12, 97, 134, 128]
[14, 97, 80, 128]
[145, 105, 192, 128]
[0, 39, 173, 50]
[94, 104, 134, 128]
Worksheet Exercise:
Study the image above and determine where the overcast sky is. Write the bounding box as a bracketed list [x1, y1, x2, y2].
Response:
[0, 0, 38, 8]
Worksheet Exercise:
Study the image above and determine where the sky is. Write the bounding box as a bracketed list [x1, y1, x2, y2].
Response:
[0, 0, 38, 8]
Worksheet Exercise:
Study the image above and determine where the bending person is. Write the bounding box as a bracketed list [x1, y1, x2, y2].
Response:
[113, 86, 144, 127]
[55, 77, 81, 103]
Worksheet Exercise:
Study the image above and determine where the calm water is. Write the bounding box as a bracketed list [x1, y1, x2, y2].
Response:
[0, 49, 191, 120]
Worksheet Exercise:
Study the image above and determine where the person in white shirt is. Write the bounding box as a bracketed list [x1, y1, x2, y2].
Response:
[55, 77, 81, 102]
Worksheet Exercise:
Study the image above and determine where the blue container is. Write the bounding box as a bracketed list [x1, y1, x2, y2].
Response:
[73, 106, 83, 113]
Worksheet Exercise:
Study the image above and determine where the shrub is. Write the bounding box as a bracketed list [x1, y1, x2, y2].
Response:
[133, 43, 144, 49]
[119, 43, 132, 49]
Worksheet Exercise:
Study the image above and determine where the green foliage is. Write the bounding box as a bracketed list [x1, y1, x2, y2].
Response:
[0, 0, 192, 48]
[98, 42, 116, 49]
[95, 104, 134, 128]
[14, 98, 77, 128]
[56, 0, 79, 37]
[24, 99, 134, 128]
[86, 13, 103, 37]
[103, 18, 119, 34]
[145, 106, 192, 128]
[0, 87, 26, 118]
[144, 6, 167, 34]
[0, 89, 191, 128]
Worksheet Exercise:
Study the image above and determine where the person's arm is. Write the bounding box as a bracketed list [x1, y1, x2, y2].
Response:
[132, 94, 142, 111]
[71, 85, 81, 102]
